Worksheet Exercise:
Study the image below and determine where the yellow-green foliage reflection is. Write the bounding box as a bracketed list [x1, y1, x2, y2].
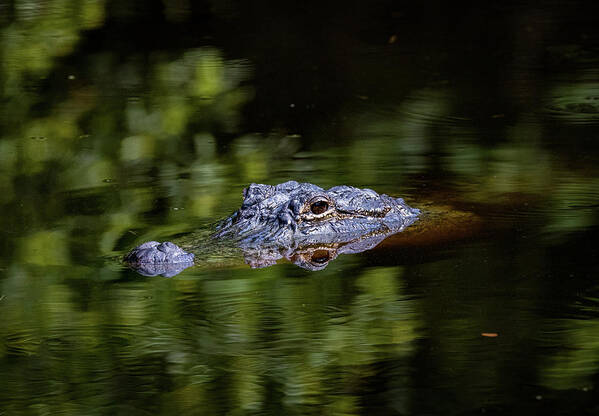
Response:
[541, 316, 599, 391]
[0, 264, 418, 414]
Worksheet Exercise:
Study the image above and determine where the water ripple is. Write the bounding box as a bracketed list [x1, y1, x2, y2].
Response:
[543, 83, 599, 124]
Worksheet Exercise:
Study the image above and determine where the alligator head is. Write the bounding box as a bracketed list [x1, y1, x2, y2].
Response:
[215, 181, 419, 246]
[124, 181, 419, 275]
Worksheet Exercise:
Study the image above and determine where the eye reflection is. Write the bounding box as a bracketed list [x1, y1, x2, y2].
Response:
[310, 250, 331, 264]
[310, 200, 329, 215]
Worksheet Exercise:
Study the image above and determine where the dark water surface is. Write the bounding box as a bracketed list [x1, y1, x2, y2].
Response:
[1, 1, 599, 414]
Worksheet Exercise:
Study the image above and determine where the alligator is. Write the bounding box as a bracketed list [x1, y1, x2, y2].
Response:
[124, 181, 421, 276]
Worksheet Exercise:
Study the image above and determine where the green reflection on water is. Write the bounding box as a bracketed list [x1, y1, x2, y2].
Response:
[0, 263, 417, 414]
[541, 317, 599, 390]
[1, 0, 599, 414]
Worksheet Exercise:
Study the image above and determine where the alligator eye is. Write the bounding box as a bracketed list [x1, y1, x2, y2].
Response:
[311, 250, 330, 264]
[310, 200, 329, 215]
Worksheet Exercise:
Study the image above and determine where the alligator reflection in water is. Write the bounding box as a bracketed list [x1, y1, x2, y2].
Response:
[241, 231, 407, 271]
[125, 181, 420, 276]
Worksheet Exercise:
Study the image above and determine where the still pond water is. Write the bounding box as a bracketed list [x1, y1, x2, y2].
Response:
[1, 1, 599, 415]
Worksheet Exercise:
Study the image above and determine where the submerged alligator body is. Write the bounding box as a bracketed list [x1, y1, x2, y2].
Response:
[125, 181, 420, 275]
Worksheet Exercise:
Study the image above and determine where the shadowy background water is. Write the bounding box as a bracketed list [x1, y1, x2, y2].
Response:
[1, 1, 599, 414]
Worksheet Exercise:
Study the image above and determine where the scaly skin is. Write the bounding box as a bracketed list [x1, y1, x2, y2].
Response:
[124, 181, 420, 275]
